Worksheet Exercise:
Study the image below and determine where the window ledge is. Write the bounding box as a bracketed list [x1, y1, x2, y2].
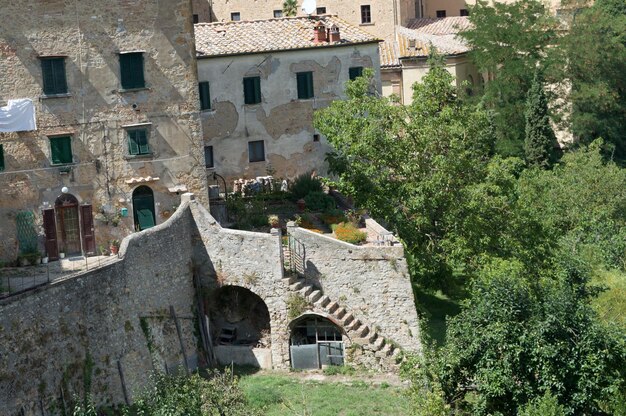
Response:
[249, 160, 266, 164]
[200, 108, 215, 114]
[41, 93, 72, 99]
[124, 153, 154, 160]
[118, 87, 150, 93]
[360, 22, 375, 26]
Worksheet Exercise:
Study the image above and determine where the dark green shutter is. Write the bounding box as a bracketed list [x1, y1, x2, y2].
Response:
[199, 81, 211, 110]
[349, 67, 363, 80]
[41, 58, 67, 95]
[137, 208, 155, 230]
[128, 131, 140, 155]
[41, 59, 55, 94]
[243, 76, 261, 104]
[50, 136, 72, 164]
[138, 130, 149, 154]
[120, 53, 145, 89]
[0, 144, 4, 171]
[53, 59, 68, 94]
[204, 145, 214, 168]
[297, 72, 314, 99]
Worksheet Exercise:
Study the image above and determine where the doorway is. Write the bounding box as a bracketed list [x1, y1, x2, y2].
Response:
[132, 185, 156, 231]
[42, 194, 95, 260]
[55, 193, 81, 255]
[289, 314, 345, 369]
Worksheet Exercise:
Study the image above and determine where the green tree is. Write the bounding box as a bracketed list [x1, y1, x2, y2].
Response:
[524, 71, 559, 167]
[460, 0, 560, 157]
[561, 2, 626, 161]
[314, 58, 495, 290]
[282, 0, 298, 16]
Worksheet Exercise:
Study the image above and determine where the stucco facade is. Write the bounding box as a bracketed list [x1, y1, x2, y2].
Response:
[0, 0, 208, 262]
[195, 18, 381, 184]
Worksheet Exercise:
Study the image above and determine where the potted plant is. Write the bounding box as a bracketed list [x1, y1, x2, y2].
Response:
[42, 253, 49, 264]
[109, 239, 120, 255]
[268, 214, 280, 228]
[59, 252, 65, 259]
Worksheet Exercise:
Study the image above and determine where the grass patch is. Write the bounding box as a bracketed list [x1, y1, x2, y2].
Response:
[240, 374, 410, 416]
[592, 268, 626, 329]
[414, 286, 461, 347]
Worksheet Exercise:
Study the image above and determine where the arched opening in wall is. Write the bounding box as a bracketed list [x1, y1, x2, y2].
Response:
[132, 185, 156, 231]
[54, 193, 81, 255]
[208, 285, 272, 368]
[289, 314, 345, 369]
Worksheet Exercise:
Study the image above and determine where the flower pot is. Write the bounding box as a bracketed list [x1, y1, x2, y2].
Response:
[110, 246, 119, 255]
[42, 257, 49, 264]
[59, 252, 65, 259]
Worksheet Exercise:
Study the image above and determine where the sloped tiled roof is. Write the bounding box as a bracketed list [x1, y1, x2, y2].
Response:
[195, 16, 380, 57]
[396, 26, 470, 58]
[405, 16, 472, 35]
[379, 41, 401, 68]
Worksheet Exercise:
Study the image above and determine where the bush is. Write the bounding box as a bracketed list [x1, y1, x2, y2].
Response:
[290, 173, 323, 200]
[304, 191, 336, 212]
[333, 222, 367, 245]
[320, 208, 347, 225]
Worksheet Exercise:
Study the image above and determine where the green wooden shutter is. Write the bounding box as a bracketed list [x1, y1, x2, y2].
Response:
[41, 59, 55, 94]
[53, 59, 68, 94]
[306, 73, 314, 98]
[253, 77, 261, 103]
[0, 144, 4, 171]
[297, 72, 314, 99]
[138, 129, 150, 154]
[244, 77, 261, 104]
[128, 131, 140, 155]
[349, 67, 363, 80]
[199, 81, 210, 110]
[50, 136, 72, 164]
[120, 53, 145, 89]
[137, 208, 155, 230]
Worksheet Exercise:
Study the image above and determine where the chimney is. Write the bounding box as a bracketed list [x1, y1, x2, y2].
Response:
[313, 20, 327, 43]
[329, 24, 340, 42]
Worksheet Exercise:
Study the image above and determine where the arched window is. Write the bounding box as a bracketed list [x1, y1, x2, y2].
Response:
[132, 186, 156, 231]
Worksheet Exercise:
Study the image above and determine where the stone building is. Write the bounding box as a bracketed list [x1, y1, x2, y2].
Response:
[192, 0, 418, 41]
[0, 0, 208, 262]
[194, 16, 381, 183]
[380, 16, 483, 104]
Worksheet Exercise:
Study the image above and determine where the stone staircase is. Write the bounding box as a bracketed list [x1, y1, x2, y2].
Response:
[283, 271, 402, 369]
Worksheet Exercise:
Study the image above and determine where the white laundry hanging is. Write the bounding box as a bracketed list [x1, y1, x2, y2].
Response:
[0, 99, 37, 132]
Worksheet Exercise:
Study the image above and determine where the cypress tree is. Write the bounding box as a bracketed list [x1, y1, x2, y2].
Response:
[524, 71, 559, 167]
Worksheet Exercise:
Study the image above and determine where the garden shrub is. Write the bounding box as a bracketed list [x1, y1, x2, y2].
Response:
[290, 173, 323, 200]
[304, 191, 336, 212]
[320, 208, 347, 225]
[333, 222, 367, 245]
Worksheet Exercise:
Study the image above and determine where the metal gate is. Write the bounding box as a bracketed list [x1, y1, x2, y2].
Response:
[290, 341, 344, 369]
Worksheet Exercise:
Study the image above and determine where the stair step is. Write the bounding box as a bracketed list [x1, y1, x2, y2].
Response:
[367, 331, 378, 344]
[308, 290, 323, 303]
[315, 296, 330, 308]
[346, 319, 361, 332]
[325, 301, 339, 314]
[355, 325, 369, 338]
[334, 307, 346, 319]
[373, 336, 386, 351]
[289, 281, 304, 291]
[381, 343, 394, 356]
[341, 313, 354, 326]
[300, 285, 313, 297]
[391, 347, 402, 358]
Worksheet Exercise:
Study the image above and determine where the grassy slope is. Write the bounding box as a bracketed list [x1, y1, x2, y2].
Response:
[592, 268, 626, 329]
[413, 286, 461, 347]
[240, 374, 411, 416]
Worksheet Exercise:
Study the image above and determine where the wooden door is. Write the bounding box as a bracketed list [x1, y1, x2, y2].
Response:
[57, 205, 81, 255]
[43, 209, 59, 260]
[80, 205, 96, 256]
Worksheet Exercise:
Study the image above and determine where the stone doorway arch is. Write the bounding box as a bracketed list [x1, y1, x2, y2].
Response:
[54, 193, 81, 255]
[208, 285, 272, 368]
[132, 185, 156, 231]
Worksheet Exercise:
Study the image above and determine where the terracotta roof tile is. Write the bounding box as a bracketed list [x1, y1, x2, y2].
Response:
[195, 16, 380, 57]
[405, 16, 472, 34]
[379, 41, 401, 68]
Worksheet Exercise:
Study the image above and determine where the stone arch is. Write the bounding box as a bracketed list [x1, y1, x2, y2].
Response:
[54, 193, 81, 255]
[207, 285, 273, 368]
[132, 185, 156, 231]
[288, 313, 345, 369]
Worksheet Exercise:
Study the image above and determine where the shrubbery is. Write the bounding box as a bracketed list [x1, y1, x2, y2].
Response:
[332, 222, 367, 245]
[289, 173, 323, 201]
[303, 191, 336, 212]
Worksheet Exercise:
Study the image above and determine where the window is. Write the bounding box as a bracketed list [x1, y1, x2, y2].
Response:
[193, 14, 199, 23]
[0, 144, 4, 171]
[313, 134, 320, 142]
[316, 7, 327, 14]
[231, 12, 240, 21]
[119, 52, 145, 90]
[460, 9, 469, 16]
[436, 10, 446, 18]
[127, 129, 150, 156]
[296, 71, 314, 99]
[41, 57, 68, 95]
[49, 136, 73, 165]
[199, 81, 211, 110]
[273, 9, 283, 17]
[248, 140, 265, 162]
[243, 76, 261, 105]
[349, 66, 364, 80]
[204, 145, 214, 168]
[361, 5, 372, 23]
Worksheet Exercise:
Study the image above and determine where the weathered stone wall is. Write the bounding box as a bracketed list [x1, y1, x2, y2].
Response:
[0, 199, 199, 415]
[0, 0, 208, 262]
[197, 44, 381, 184]
[287, 225, 421, 354]
[195, 0, 417, 40]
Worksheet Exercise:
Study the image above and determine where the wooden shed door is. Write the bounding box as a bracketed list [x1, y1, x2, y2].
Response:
[43, 209, 59, 260]
[80, 205, 96, 256]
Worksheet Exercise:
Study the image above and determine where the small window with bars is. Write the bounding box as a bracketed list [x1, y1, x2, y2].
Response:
[436, 10, 446, 18]
[127, 129, 150, 156]
[231, 12, 241, 21]
[349, 66, 364, 80]
[297, 72, 314, 99]
[49, 136, 73, 165]
[460, 9, 469, 16]
[316, 7, 327, 14]
[41, 57, 68, 95]
[199, 81, 211, 110]
[273, 9, 283, 17]
[361, 5, 372, 23]
[248, 140, 265, 163]
[119, 52, 145, 90]
[243, 76, 262, 105]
